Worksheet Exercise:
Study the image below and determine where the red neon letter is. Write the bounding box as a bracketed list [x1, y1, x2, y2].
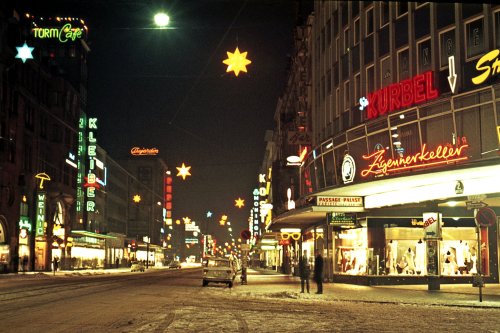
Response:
[400, 79, 413, 107]
[425, 71, 439, 99]
[389, 83, 401, 111]
[413, 74, 426, 104]
[377, 88, 389, 116]
[366, 92, 379, 119]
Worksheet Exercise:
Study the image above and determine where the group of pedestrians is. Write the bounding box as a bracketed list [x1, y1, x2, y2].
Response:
[299, 249, 323, 294]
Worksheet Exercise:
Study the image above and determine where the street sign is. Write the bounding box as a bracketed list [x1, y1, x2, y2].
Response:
[466, 201, 488, 210]
[475, 207, 497, 227]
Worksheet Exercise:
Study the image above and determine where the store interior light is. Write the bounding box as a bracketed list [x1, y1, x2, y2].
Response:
[287, 155, 300, 163]
[280, 228, 301, 233]
[392, 133, 399, 138]
[446, 201, 458, 207]
[393, 141, 401, 146]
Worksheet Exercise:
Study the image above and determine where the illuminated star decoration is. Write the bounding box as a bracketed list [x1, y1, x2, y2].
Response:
[15, 42, 35, 63]
[206, 211, 213, 218]
[219, 215, 228, 226]
[222, 47, 251, 77]
[182, 217, 192, 224]
[235, 198, 245, 208]
[133, 194, 141, 203]
[176, 163, 191, 180]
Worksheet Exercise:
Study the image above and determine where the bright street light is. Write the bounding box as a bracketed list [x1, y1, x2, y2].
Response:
[154, 13, 170, 27]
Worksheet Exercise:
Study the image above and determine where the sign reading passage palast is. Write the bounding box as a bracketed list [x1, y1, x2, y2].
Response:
[317, 196, 363, 207]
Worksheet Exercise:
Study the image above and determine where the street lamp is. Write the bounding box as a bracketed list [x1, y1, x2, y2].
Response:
[154, 13, 170, 28]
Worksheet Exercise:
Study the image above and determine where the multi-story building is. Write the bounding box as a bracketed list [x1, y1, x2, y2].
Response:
[269, 1, 500, 286]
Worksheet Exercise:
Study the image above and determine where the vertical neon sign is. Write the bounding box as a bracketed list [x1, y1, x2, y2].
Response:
[35, 193, 46, 237]
[86, 118, 98, 213]
[165, 172, 173, 225]
[76, 114, 86, 225]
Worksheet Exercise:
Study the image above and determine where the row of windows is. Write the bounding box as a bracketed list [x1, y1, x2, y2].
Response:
[302, 84, 500, 195]
[313, 3, 500, 143]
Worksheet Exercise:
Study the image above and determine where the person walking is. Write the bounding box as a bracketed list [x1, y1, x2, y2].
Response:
[53, 256, 59, 276]
[314, 250, 324, 294]
[299, 250, 310, 293]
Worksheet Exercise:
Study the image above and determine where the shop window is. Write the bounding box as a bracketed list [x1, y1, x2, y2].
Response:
[439, 28, 456, 70]
[455, 104, 496, 160]
[390, 122, 420, 158]
[367, 129, 391, 155]
[440, 226, 478, 276]
[397, 48, 410, 81]
[417, 38, 432, 73]
[334, 228, 368, 275]
[465, 17, 484, 60]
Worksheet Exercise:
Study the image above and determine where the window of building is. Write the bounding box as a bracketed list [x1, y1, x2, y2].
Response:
[366, 7, 374, 36]
[397, 48, 410, 81]
[344, 27, 349, 53]
[396, 2, 408, 18]
[336, 37, 340, 62]
[417, 38, 432, 73]
[380, 56, 391, 88]
[326, 18, 332, 45]
[354, 73, 361, 106]
[335, 88, 340, 118]
[344, 80, 350, 112]
[380, 1, 390, 27]
[366, 64, 375, 93]
[326, 69, 332, 95]
[495, 11, 500, 48]
[354, 18, 360, 45]
[321, 28, 325, 53]
[439, 28, 456, 69]
[465, 17, 484, 60]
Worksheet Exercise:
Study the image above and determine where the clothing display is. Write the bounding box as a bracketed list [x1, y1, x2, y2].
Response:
[404, 248, 416, 274]
[415, 240, 425, 274]
[386, 240, 398, 274]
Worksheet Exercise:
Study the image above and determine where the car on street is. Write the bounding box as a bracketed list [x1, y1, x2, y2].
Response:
[130, 261, 145, 272]
[168, 260, 181, 269]
[202, 257, 236, 288]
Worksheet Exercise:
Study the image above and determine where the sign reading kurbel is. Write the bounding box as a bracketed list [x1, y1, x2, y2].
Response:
[317, 196, 363, 207]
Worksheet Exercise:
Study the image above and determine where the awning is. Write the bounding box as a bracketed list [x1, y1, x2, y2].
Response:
[71, 230, 118, 239]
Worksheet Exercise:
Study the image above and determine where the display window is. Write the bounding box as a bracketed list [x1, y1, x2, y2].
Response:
[385, 227, 426, 276]
[334, 228, 368, 275]
[440, 227, 478, 276]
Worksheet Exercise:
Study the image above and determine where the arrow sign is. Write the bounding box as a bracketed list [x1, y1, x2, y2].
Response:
[448, 55, 457, 93]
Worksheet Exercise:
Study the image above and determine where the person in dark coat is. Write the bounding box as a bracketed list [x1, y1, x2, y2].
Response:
[314, 250, 324, 294]
[299, 250, 310, 293]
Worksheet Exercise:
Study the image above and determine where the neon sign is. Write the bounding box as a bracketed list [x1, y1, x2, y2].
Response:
[131, 147, 159, 156]
[361, 140, 469, 177]
[36, 193, 46, 237]
[472, 49, 500, 85]
[366, 71, 439, 120]
[86, 118, 98, 212]
[32, 23, 83, 42]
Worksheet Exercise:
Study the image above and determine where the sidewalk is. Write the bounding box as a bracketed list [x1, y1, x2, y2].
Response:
[236, 268, 500, 308]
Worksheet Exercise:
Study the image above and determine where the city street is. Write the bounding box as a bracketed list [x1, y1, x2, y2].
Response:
[1, 268, 500, 333]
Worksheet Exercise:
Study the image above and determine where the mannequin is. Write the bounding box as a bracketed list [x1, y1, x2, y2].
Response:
[455, 240, 466, 273]
[415, 239, 425, 274]
[404, 248, 416, 274]
[386, 240, 398, 274]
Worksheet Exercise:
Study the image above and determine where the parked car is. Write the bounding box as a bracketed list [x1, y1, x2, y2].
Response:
[202, 257, 236, 288]
[169, 260, 181, 269]
[130, 261, 145, 272]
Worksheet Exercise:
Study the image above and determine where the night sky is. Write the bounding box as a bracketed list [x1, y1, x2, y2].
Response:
[16, 0, 306, 243]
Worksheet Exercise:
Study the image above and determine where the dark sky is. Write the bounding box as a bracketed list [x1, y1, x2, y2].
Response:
[16, 0, 306, 243]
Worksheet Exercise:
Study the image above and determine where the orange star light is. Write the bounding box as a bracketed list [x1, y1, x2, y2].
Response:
[223, 47, 251, 77]
[176, 163, 191, 180]
[235, 198, 245, 208]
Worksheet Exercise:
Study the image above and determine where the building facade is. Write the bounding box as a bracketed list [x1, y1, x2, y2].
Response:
[269, 1, 500, 286]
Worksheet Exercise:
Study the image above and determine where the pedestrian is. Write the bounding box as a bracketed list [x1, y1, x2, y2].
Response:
[53, 256, 59, 275]
[115, 257, 120, 268]
[314, 250, 324, 294]
[299, 250, 310, 293]
[22, 255, 28, 274]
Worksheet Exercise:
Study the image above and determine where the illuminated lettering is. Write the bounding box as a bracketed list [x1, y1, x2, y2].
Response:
[86, 201, 96, 212]
[32, 23, 83, 43]
[361, 141, 469, 177]
[88, 145, 96, 156]
[130, 147, 160, 156]
[472, 49, 500, 85]
[366, 71, 439, 120]
[88, 118, 98, 129]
